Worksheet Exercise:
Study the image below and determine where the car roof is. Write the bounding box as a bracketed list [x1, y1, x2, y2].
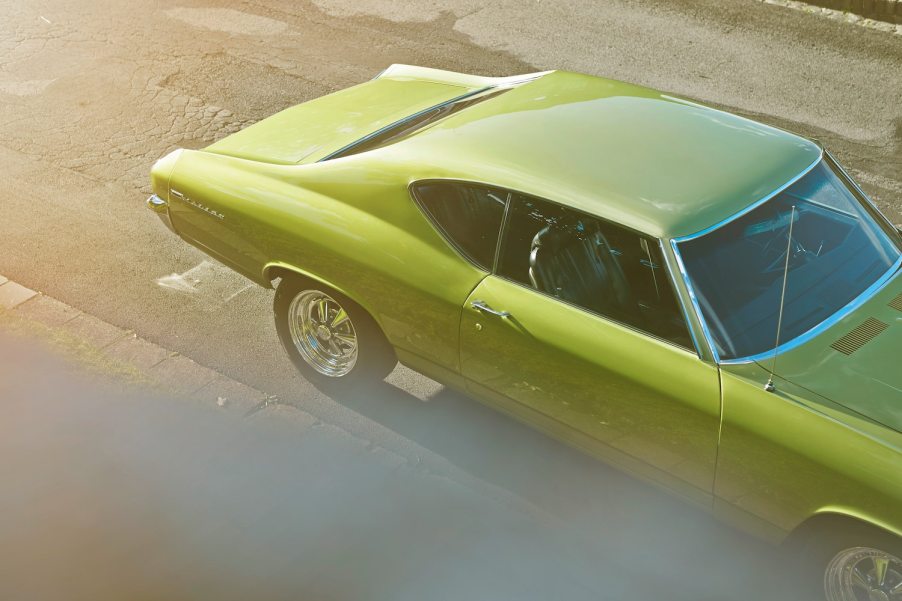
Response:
[382, 70, 822, 239]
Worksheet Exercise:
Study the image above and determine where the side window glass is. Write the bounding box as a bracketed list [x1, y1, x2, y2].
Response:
[413, 182, 507, 270]
[498, 195, 692, 348]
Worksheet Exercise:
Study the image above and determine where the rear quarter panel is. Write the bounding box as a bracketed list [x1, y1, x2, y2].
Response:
[167, 150, 486, 373]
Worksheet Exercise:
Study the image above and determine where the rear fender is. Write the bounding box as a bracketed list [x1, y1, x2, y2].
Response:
[262, 261, 381, 326]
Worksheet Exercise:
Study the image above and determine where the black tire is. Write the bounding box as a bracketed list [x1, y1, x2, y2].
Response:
[273, 276, 397, 392]
[794, 521, 902, 601]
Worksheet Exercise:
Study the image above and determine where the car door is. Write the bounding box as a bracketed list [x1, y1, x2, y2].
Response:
[459, 192, 721, 505]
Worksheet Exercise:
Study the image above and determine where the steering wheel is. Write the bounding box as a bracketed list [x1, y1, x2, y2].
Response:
[761, 228, 813, 274]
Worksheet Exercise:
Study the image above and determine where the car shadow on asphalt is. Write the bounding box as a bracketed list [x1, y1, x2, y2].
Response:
[316, 377, 795, 601]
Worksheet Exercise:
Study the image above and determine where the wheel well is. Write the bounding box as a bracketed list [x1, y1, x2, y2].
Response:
[265, 265, 339, 294]
[783, 512, 900, 553]
[267, 265, 393, 348]
[265, 265, 298, 287]
[266, 266, 354, 305]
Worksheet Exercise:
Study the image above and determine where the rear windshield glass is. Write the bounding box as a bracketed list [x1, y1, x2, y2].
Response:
[676, 160, 900, 360]
[323, 88, 509, 160]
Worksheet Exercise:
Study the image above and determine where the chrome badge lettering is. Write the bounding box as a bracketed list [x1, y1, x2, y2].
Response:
[172, 190, 224, 220]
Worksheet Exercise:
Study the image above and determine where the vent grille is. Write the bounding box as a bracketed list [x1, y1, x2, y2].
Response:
[830, 318, 888, 355]
[889, 292, 902, 313]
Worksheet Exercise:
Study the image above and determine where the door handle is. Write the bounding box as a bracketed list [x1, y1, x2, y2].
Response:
[471, 300, 510, 318]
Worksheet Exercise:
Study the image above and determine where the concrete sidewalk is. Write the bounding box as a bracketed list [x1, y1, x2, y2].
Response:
[2, 276, 599, 600]
[0, 317, 613, 601]
[0, 274, 792, 600]
[0, 274, 274, 415]
[0, 273, 558, 523]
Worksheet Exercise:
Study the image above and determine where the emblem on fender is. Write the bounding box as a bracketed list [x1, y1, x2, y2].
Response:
[172, 189, 224, 220]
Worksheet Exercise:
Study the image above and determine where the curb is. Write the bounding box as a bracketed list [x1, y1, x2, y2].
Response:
[801, 0, 901, 24]
[760, 0, 902, 33]
[0, 275, 556, 521]
[0, 276, 274, 415]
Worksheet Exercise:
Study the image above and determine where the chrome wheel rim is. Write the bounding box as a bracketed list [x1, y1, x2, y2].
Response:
[826, 547, 902, 601]
[288, 290, 358, 377]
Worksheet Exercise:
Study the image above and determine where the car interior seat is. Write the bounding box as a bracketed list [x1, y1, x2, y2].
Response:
[528, 219, 633, 317]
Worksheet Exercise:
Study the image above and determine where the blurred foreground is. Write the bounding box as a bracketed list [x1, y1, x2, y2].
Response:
[0, 328, 795, 601]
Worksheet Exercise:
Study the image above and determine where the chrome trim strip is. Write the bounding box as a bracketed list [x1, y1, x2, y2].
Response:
[409, 177, 699, 354]
[491, 192, 513, 275]
[408, 179, 506, 272]
[674, 153, 823, 243]
[720, 257, 901, 365]
[669, 237, 721, 363]
[658, 238, 707, 360]
[670, 154, 823, 364]
[492, 272, 699, 355]
[670, 152, 902, 365]
[825, 150, 902, 242]
[826, 150, 877, 212]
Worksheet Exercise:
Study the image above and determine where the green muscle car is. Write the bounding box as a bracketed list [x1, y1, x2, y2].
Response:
[148, 65, 902, 600]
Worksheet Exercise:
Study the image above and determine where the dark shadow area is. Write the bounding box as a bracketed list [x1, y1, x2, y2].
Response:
[302, 373, 797, 600]
[0, 331, 811, 600]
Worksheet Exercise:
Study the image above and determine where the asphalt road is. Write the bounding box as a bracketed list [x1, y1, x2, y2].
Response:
[0, 1, 900, 599]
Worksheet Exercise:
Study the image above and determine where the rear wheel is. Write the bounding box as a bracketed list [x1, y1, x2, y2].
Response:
[795, 522, 902, 601]
[274, 277, 396, 391]
[824, 546, 902, 601]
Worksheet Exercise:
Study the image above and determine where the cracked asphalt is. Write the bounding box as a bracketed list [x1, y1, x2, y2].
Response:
[0, 0, 899, 599]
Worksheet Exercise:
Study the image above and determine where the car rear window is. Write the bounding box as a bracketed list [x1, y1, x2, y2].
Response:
[322, 88, 509, 161]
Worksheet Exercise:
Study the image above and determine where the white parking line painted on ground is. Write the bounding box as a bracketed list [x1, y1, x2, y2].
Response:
[155, 260, 254, 311]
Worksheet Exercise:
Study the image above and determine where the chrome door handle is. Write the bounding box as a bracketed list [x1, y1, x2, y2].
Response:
[471, 300, 510, 318]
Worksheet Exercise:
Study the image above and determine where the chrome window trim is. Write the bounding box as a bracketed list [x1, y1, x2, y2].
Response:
[825, 150, 902, 243]
[491, 272, 699, 355]
[407, 178, 714, 358]
[409, 179, 510, 273]
[492, 192, 513, 274]
[673, 152, 823, 244]
[490, 194, 697, 354]
[669, 238, 720, 362]
[670, 152, 902, 365]
[719, 259, 900, 365]
[657, 239, 706, 359]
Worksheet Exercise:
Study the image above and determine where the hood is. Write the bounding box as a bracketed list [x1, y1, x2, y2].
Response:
[763, 270, 902, 433]
[204, 77, 476, 165]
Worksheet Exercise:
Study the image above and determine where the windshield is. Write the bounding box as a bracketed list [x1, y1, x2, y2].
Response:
[676, 159, 901, 360]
